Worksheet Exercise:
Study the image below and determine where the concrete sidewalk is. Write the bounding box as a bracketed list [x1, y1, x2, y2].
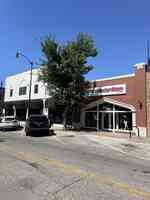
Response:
[51, 125, 150, 161]
[56, 129, 150, 161]
[84, 134, 150, 161]
[52, 124, 150, 144]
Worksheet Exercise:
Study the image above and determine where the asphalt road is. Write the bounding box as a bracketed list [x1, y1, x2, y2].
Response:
[0, 130, 150, 200]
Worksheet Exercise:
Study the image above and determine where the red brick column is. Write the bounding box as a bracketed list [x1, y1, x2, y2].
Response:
[146, 72, 150, 136]
[134, 63, 147, 137]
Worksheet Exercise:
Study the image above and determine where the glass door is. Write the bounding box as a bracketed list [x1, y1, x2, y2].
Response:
[102, 112, 113, 130]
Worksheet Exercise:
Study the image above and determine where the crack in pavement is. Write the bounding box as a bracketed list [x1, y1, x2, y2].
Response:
[49, 176, 85, 199]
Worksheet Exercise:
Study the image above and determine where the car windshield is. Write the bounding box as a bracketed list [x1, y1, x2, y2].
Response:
[30, 116, 47, 122]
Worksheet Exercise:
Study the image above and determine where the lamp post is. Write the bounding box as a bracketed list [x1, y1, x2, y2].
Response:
[16, 52, 33, 118]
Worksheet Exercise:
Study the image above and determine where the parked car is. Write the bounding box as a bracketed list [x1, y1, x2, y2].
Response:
[0, 116, 20, 131]
[25, 115, 50, 136]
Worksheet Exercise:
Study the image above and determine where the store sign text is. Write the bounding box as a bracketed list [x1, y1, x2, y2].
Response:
[86, 84, 126, 96]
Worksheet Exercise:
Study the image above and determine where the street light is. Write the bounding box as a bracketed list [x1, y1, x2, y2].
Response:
[16, 52, 33, 118]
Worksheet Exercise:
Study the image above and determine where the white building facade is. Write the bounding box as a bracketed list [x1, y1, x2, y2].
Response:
[4, 69, 50, 120]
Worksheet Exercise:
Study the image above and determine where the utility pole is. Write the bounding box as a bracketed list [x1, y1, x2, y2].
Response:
[16, 52, 33, 118]
[147, 40, 150, 71]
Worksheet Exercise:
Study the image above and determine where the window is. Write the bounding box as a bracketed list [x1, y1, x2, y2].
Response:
[34, 84, 38, 94]
[19, 87, 27, 95]
[85, 112, 97, 128]
[10, 89, 13, 97]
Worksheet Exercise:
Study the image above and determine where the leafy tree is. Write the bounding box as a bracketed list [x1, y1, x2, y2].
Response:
[39, 33, 98, 128]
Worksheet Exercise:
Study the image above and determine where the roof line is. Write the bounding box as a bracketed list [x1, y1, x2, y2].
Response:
[6, 68, 39, 79]
[91, 73, 135, 82]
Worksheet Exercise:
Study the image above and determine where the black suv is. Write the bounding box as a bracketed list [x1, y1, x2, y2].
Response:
[25, 115, 50, 136]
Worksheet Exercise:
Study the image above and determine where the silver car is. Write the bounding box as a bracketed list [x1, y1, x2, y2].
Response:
[0, 116, 20, 131]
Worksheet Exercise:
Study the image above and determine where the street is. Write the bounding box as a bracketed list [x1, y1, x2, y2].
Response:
[0, 130, 150, 200]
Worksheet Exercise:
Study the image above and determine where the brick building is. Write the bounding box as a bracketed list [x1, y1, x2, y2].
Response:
[80, 63, 150, 137]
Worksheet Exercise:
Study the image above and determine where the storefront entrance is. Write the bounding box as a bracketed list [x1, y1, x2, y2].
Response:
[5, 99, 45, 121]
[85, 101, 134, 132]
[102, 112, 113, 130]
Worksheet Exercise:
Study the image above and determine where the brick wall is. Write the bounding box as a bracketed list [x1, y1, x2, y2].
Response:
[88, 63, 148, 136]
[134, 67, 146, 128]
[95, 67, 147, 129]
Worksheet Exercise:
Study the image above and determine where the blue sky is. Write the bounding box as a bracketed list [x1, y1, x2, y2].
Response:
[0, 0, 150, 83]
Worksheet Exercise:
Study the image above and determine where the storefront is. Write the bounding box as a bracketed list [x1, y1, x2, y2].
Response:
[83, 98, 135, 132]
[80, 62, 150, 137]
[4, 99, 48, 121]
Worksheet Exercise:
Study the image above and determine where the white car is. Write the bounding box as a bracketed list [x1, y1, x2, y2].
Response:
[0, 116, 20, 131]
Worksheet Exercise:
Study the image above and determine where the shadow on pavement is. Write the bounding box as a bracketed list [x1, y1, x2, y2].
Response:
[30, 130, 56, 137]
[0, 126, 24, 132]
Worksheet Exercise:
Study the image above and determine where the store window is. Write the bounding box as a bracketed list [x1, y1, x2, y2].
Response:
[34, 84, 38, 94]
[115, 105, 130, 111]
[85, 112, 97, 128]
[99, 102, 113, 111]
[19, 87, 27, 95]
[10, 89, 13, 97]
[115, 112, 132, 130]
[85, 102, 133, 131]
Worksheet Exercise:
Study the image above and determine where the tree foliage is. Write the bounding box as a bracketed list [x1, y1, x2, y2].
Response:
[39, 33, 98, 126]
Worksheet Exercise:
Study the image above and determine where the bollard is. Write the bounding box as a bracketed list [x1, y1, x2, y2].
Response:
[137, 127, 140, 137]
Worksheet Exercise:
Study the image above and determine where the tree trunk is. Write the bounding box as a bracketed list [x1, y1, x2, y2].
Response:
[63, 107, 68, 129]
[72, 106, 81, 130]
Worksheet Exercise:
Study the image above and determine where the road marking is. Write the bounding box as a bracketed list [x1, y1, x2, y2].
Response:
[1, 143, 150, 199]
[43, 158, 150, 199]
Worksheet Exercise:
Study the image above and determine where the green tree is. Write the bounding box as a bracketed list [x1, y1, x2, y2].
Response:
[39, 33, 98, 128]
